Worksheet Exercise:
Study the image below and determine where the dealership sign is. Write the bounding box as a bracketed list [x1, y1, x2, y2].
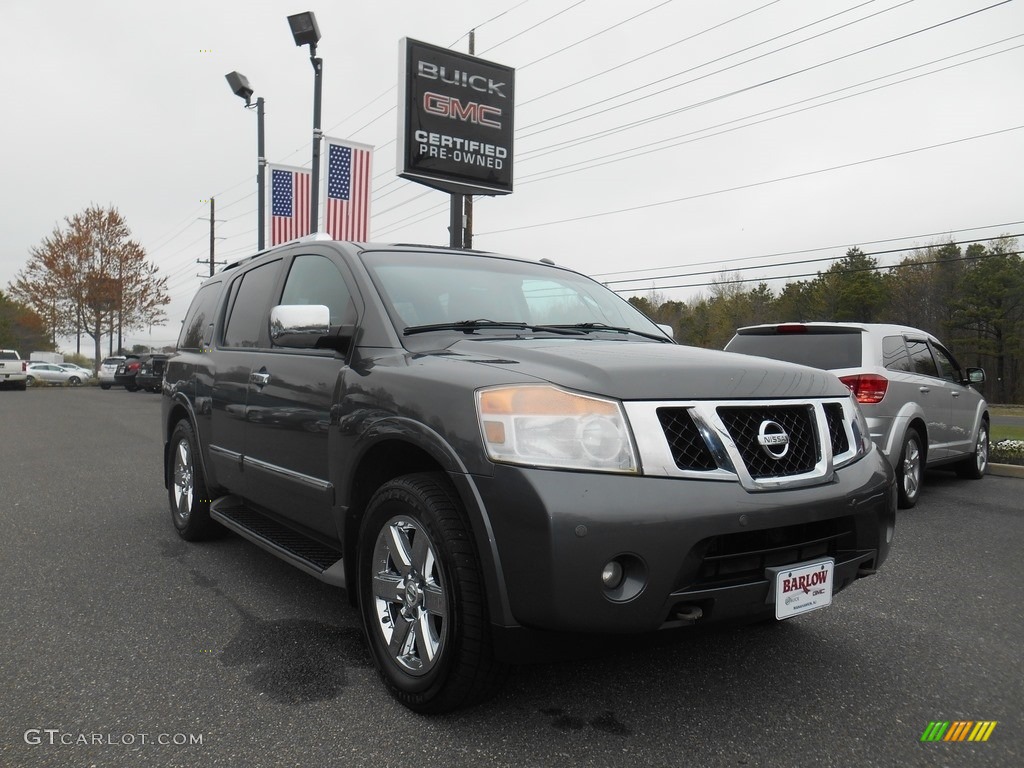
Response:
[397, 38, 514, 195]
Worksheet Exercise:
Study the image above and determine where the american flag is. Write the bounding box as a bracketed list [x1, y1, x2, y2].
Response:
[270, 165, 311, 245]
[324, 139, 372, 241]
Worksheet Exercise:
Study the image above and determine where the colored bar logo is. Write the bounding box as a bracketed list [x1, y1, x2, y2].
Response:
[921, 721, 997, 742]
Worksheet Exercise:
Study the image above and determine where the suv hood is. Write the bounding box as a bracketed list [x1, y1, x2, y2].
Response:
[441, 339, 848, 400]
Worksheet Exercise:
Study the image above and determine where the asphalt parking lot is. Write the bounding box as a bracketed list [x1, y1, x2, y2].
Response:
[1, 388, 1020, 768]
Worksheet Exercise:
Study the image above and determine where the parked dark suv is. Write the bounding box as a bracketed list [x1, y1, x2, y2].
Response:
[136, 354, 169, 393]
[162, 237, 896, 712]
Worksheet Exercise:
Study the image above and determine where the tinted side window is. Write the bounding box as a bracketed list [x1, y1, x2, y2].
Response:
[882, 336, 911, 372]
[178, 282, 222, 350]
[223, 261, 281, 348]
[931, 344, 961, 383]
[906, 339, 938, 377]
[279, 254, 353, 327]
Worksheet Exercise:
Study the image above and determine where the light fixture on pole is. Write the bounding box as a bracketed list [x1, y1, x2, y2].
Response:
[225, 70, 267, 250]
[287, 11, 323, 234]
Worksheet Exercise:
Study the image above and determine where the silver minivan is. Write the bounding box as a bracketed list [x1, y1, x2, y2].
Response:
[726, 322, 989, 508]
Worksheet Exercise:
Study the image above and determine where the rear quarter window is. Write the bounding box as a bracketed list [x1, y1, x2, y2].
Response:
[178, 281, 222, 350]
[882, 336, 912, 372]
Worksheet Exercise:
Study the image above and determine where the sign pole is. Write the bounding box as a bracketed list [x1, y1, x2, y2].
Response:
[449, 193, 463, 249]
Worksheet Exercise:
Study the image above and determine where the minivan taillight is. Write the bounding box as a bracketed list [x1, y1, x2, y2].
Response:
[839, 373, 888, 404]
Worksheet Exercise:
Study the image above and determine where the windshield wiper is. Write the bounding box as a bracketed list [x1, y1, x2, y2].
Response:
[404, 319, 586, 336]
[550, 323, 673, 342]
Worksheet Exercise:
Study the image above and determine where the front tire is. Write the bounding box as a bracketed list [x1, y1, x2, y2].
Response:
[358, 473, 506, 713]
[68, 376, 81, 386]
[956, 420, 988, 479]
[897, 427, 924, 509]
[168, 420, 217, 541]
[100, 384, 111, 390]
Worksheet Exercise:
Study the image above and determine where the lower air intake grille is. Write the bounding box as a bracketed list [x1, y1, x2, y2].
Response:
[689, 517, 856, 590]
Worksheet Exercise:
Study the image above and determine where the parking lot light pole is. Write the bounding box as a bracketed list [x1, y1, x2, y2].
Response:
[225, 71, 267, 250]
[287, 12, 323, 234]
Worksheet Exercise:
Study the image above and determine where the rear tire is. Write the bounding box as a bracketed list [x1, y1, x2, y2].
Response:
[168, 420, 217, 541]
[956, 420, 988, 480]
[358, 473, 507, 713]
[897, 428, 923, 509]
[100, 384, 111, 390]
[25, 375, 35, 387]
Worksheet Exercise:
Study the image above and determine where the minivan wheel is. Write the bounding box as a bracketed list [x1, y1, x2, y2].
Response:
[897, 428, 923, 509]
[956, 420, 988, 480]
[358, 473, 506, 713]
[168, 420, 216, 541]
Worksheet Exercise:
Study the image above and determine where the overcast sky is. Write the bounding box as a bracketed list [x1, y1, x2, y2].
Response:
[2, 0, 1022, 350]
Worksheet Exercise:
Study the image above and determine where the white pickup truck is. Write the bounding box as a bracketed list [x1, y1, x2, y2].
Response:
[0, 350, 28, 390]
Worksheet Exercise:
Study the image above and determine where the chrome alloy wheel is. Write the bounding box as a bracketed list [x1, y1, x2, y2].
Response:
[902, 437, 921, 501]
[975, 423, 989, 475]
[370, 516, 448, 676]
[172, 438, 195, 526]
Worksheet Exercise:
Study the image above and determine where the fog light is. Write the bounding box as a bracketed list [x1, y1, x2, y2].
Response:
[601, 560, 624, 589]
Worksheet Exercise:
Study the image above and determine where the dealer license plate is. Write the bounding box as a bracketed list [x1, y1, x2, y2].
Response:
[773, 558, 834, 620]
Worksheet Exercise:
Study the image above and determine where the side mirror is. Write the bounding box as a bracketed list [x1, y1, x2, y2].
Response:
[270, 304, 330, 348]
[966, 367, 985, 385]
[657, 323, 675, 340]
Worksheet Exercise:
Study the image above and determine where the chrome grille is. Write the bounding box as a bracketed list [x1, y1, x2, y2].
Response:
[824, 402, 850, 455]
[656, 408, 717, 471]
[717, 405, 818, 478]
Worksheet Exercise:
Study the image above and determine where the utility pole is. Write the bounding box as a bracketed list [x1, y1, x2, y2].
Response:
[209, 198, 216, 277]
[197, 198, 226, 277]
[463, 29, 475, 250]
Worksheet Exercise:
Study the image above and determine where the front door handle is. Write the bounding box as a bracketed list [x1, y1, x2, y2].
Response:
[250, 371, 271, 387]
[919, 386, 930, 394]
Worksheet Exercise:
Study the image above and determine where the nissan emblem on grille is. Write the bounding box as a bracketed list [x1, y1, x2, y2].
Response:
[757, 420, 790, 459]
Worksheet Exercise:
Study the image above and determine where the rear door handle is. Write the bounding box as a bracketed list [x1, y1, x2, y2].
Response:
[250, 372, 271, 387]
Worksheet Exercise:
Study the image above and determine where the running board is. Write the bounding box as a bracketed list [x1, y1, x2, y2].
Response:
[210, 497, 346, 588]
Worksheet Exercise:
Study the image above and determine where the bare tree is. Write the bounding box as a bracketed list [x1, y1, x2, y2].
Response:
[8, 205, 170, 367]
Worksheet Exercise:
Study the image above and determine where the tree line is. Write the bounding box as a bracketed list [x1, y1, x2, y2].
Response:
[628, 236, 1023, 404]
[2, 205, 169, 368]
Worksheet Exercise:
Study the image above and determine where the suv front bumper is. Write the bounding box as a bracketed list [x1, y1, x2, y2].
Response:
[465, 450, 895, 637]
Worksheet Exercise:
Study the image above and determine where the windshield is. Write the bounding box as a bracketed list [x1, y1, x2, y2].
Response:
[361, 250, 665, 339]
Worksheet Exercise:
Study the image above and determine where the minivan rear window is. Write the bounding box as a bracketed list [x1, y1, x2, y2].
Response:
[726, 330, 862, 370]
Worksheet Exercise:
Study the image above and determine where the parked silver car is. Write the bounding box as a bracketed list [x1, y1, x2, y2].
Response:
[98, 356, 126, 390]
[725, 322, 989, 508]
[25, 363, 88, 387]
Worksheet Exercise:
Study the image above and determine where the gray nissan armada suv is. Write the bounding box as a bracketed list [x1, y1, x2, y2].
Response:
[162, 237, 896, 713]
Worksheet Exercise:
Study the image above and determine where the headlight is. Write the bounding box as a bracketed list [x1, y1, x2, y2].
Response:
[476, 385, 638, 473]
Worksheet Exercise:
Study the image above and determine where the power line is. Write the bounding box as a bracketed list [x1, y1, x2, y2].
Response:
[515, 38, 1024, 178]
[615, 246, 1023, 294]
[517, 0, 904, 135]
[604, 233, 1024, 287]
[592, 220, 1024, 279]
[519, 0, 676, 69]
[475, 125, 1024, 237]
